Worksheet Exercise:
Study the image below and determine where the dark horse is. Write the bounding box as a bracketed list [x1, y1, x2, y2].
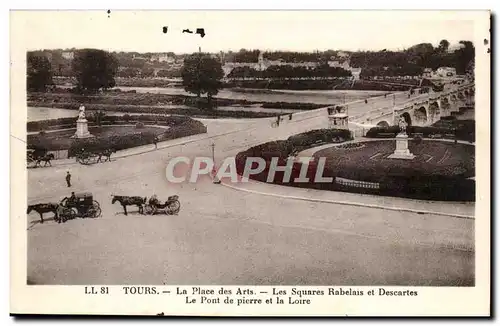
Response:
[111, 195, 147, 216]
[27, 203, 59, 223]
[97, 148, 117, 163]
[35, 153, 55, 167]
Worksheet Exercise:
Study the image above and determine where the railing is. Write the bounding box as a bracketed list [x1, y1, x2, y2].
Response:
[336, 177, 380, 189]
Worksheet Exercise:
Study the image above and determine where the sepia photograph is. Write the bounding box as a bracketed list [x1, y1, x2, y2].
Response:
[10, 9, 491, 316]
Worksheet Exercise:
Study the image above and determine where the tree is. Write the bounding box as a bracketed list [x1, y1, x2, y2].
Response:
[141, 67, 155, 78]
[180, 53, 224, 108]
[438, 39, 450, 53]
[95, 110, 106, 126]
[72, 49, 118, 93]
[117, 67, 140, 78]
[27, 53, 53, 92]
[454, 41, 475, 75]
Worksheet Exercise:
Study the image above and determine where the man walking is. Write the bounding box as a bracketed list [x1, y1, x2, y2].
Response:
[66, 171, 71, 187]
[153, 136, 159, 150]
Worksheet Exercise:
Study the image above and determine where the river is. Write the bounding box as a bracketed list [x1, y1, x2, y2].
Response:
[116, 86, 385, 105]
[58, 85, 384, 105]
[29, 87, 385, 122]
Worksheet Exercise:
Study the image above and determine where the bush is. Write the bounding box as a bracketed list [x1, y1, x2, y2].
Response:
[135, 122, 145, 129]
[68, 131, 157, 157]
[287, 128, 352, 151]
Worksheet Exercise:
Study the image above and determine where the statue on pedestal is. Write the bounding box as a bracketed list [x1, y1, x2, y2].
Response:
[78, 105, 86, 120]
[388, 116, 414, 160]
[398, 116, 408, 135]
[71, 104, 94, 139]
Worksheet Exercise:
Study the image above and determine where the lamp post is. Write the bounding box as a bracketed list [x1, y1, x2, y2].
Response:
[211, 142, 220, 184]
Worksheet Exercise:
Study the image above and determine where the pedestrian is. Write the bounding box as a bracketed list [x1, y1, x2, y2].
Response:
[66, 171, 71, 187]
[153, 136, 158, 149]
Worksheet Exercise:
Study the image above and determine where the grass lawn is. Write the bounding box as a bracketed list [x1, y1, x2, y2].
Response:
[28, 125, 168, 151]
[314, 139, 475, 182]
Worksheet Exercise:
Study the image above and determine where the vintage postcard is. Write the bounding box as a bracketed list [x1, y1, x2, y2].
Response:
[10, 10, 490, 316]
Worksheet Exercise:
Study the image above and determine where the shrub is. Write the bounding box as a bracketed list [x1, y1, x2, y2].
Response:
[287, 128, 352, 151]
[135, 122, 145, 129]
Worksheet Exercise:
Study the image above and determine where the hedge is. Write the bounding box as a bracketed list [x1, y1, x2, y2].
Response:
[365, 120, 475, 142]
[287, 128, 353, 151]
[27, 114, 200, 132]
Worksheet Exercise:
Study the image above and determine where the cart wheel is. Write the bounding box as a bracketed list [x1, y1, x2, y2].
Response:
[91, 202, 101, 218]
[167, 200, 181, 215]
[69, 208, 77, 220]
[144, 204, 154, 215]
[92, 206, 101, 218]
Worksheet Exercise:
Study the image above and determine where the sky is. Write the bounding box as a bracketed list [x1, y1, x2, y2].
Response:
[11, 10, 482, 54]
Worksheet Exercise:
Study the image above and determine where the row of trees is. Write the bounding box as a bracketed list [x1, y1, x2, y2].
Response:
[116, 67, 181, 78]
[227, 64, 352, 79]
[360, 64, 424, 78]
[350, 40, 475, 75]
[225, 49, 341, 63]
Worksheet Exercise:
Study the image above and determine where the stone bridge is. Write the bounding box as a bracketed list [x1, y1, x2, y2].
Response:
[352, 83, 475, 129]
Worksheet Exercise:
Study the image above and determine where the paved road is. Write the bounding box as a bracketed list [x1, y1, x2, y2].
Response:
[27, 111, 474, 286]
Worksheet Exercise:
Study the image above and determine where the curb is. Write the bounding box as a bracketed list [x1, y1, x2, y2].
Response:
[219, 180, 475, 220]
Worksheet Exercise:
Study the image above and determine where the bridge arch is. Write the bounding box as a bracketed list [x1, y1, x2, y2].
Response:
[376, 121, 390, 128]
[414, 106, 428, 125]
[429, 101, 440, 122]
[401, 112, 412, 126]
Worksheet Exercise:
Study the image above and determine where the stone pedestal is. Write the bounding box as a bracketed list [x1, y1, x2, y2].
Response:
[71, 118, 94, 139]
[388, 133, 415, 160]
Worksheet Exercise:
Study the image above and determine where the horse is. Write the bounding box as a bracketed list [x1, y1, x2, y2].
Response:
[27, 203, 60, 224]
[111, 195, 147, 216]
[97, 148, 117, 163]
[35, 153, 55, 167]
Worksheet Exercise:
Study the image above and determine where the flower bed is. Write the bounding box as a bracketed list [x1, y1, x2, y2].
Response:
[234, 137, 475, 201]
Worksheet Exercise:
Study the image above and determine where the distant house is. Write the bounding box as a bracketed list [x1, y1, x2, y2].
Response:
[337, 51, 349, 58]
[61, 51, 74, 60]
[436, 67, 457, 77]
[132, 54, 148, 61]
[151, 53, 175, 63]
[350, 68, 362, 80]
[423, 68, 433, 78]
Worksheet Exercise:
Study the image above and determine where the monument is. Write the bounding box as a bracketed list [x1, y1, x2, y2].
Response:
[71, 105, 94, 139]
[388, 117, 415, 160]
[328, 106, 349, 129]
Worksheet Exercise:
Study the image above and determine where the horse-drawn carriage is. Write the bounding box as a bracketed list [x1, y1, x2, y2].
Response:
[75, 150, 99, 165]
[27, 192, 102, 224]
[27, 148, 54, 168]
[75, 148, 116, 165]
[58, 192, 102, 221]
[143, 195, 181, 215]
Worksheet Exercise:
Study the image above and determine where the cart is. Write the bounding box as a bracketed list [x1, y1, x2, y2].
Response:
[60, 192, 102, 220]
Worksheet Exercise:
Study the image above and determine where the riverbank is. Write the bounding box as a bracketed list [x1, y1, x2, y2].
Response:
[27, 90, 329, 119]
[54, 76, 416, 91]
